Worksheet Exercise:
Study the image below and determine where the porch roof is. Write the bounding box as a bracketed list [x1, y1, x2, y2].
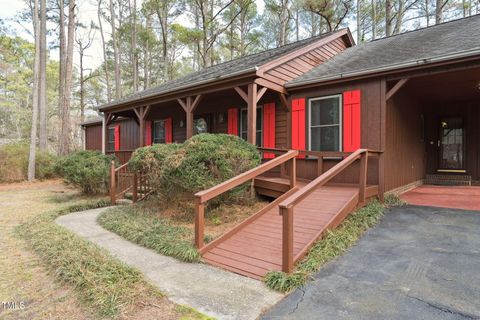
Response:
[99, 29, 350, 112]
[287, 15, 480, 88]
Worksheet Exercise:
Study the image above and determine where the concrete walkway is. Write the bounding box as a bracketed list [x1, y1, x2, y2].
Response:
[56, 207, 283, 320]
[262, 205, 480, 319]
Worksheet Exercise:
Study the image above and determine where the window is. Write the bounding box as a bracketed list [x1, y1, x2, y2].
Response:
[194, 117, 208, 134]
[153, 120, 166, 144]
[107, 127, 115, 151]
[308, 95, 342, 151]
[240, 107, 262, 146]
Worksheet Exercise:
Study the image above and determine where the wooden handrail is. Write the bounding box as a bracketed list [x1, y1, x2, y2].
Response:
[194, 149, 299, 249]
[279, 149, 371, 209]
[114, 162, 129, 172]
[195, 150, 299, 203]
[279, 149, 382, 273]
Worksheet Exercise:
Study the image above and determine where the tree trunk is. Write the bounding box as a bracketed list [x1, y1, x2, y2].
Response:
[38, 0, 47, 151]
[425, 0, 430, 26]
[371, 0, 376, 39]
[28, 0, 41, 181]
[98, 0, 111, 102]
[131, 0, 138, 91]
[110, 0, 121, 99]
[59, 0, 75, 156]
[58, 0, 66, 154]
[394, 0, 405, 34]
[385, 0, 393, 36]
[435, 0, 444, 24]
[357, 0, 362, 42]
[144, 14, 151, 89]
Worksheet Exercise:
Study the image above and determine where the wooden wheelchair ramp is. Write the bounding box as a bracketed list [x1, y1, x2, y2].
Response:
[202, 183, 376, 280]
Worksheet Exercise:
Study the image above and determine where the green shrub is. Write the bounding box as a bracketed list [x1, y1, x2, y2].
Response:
[163, 134, 260, 194]
[56, 150, 115, 195]
[129, 133, 261, 204]
[0, 142, 58, 182]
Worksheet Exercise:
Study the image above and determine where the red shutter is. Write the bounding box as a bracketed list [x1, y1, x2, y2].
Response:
[114, 125, 120, 151]
[145, 121, 152, 146]
[227, 108, 238, 135]
[263, 103, 276, 158]
[291, 98, 306, 158]
[165, 118, 173, 143]
[343, 90, 361, 152]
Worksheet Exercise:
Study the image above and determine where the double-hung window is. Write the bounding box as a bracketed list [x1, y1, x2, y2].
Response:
[153, 120, 166, 144]
[240, 107, 262, 146]
[308, 95, 342, 151]
[107, 127, 115, 151]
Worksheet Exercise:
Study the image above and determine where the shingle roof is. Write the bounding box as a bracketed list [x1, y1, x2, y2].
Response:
[287, 15, 480, 87]
[100, 30, 345, 110]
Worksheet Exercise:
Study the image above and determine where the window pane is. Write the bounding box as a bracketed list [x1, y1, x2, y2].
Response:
[311, 126, 340, 151]
[256, 131, 262, 147]
[194, 118, 208, 134]
[154, 121, 165, 143]
[241, 110, 247, 132]
[257, 109, 262, 129]
[310, 98, 340, 126]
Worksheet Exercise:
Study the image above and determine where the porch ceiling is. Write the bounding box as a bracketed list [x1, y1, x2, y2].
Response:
[396, 66, 480, 103]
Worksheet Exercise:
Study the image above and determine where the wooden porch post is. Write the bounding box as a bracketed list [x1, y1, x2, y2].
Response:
[133, 105, 151, 147]
[178, 95, 202, 140]
[186, 97, 194, 139]
[247, 83, 258, 145]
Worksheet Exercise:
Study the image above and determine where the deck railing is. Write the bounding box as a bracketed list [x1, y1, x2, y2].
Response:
[193, 149, 299, 249]
[277, 148, 382, 272]
[109, 161, 151, 205]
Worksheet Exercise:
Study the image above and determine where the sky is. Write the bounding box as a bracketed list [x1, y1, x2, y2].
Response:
[0, 0, 267, 71]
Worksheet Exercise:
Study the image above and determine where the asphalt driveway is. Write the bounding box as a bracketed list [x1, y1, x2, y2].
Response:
[262, 205, 480, 320]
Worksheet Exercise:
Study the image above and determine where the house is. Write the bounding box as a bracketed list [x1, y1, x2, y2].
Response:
[82, 15, 480, 278]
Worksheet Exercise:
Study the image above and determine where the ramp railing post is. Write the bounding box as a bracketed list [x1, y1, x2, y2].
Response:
[110, 160, 116, 205]
[280, 206, 294, 273]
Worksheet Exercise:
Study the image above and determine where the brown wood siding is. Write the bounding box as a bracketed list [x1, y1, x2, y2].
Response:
[385, 90, 426, 191]
[84, 124, 102, 151]
[289, 78, 383, 184]
[264, 38, 349, 86]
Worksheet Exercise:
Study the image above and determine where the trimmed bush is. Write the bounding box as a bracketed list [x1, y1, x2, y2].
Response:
[163, 134, 261, 194]
[0, 142, 57, 182]
[55, 150, 115, 194]
[130, 133, 261, 204]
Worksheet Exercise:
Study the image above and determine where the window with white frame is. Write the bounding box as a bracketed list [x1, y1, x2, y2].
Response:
[308, 95, 342, 151]
[153, 120, 166, 144]
[240, 107, 262, 146]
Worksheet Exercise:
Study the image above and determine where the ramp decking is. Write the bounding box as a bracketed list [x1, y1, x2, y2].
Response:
[202, 176, 378, 279]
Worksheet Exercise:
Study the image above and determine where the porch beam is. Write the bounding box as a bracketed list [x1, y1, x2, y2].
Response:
[386, 78, 409, 101]
[278, 93, 290, 112]
[256, 86, 268, 103]
[254, 78, 287, 94]
[234, 86, 248, 103]
[177, 98, 188, 112]
[247, 83, 258, 145]
[190, 94, 203, 113]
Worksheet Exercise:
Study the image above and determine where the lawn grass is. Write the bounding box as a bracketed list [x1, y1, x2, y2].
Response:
[15, 195, 208, 319]
[98, 205, 201, 263]
[264, 194, 406, 292]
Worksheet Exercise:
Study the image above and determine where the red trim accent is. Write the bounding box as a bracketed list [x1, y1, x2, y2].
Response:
[263, 103, 276, 158]
[114, 125, 120, 151]
[291, 98, 306, 158]
[343, 90, 361, 152]
[145, 121, 152, 146]
[227, 108, 239, 135]
[165, 118, 173, 143]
